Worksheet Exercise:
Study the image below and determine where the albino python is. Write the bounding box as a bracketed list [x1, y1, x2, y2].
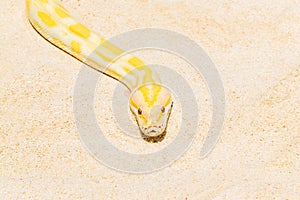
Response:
[26, 0, 173, 139]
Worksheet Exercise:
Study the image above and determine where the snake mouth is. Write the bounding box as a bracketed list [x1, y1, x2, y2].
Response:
[141, 125, 165, 137]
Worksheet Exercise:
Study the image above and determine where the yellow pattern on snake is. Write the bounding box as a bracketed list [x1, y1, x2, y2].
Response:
[27, 0, 173, 138]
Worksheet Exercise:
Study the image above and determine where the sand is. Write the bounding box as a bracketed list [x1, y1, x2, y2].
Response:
[0, 0, 299, 199]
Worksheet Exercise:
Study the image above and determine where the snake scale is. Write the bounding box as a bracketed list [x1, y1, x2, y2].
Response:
[26, 0, 173, 140]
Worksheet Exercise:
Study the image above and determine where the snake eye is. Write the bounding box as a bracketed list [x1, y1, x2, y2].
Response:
[161, 106, 165, 113]
[138, 108, 142, 115]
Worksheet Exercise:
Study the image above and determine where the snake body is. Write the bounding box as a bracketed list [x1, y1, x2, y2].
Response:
[27, 0, 173, 139]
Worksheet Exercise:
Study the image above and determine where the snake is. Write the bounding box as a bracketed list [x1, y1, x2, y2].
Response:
[26, 0, 173, 140]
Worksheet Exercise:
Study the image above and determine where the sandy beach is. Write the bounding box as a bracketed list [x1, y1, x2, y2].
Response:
[0, 0, 299, 199]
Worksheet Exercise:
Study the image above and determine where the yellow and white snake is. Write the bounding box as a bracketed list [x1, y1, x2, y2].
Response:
[26, 0, 173, 139]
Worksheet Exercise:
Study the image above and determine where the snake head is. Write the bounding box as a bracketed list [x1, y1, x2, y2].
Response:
[129, 84, 173, 138]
